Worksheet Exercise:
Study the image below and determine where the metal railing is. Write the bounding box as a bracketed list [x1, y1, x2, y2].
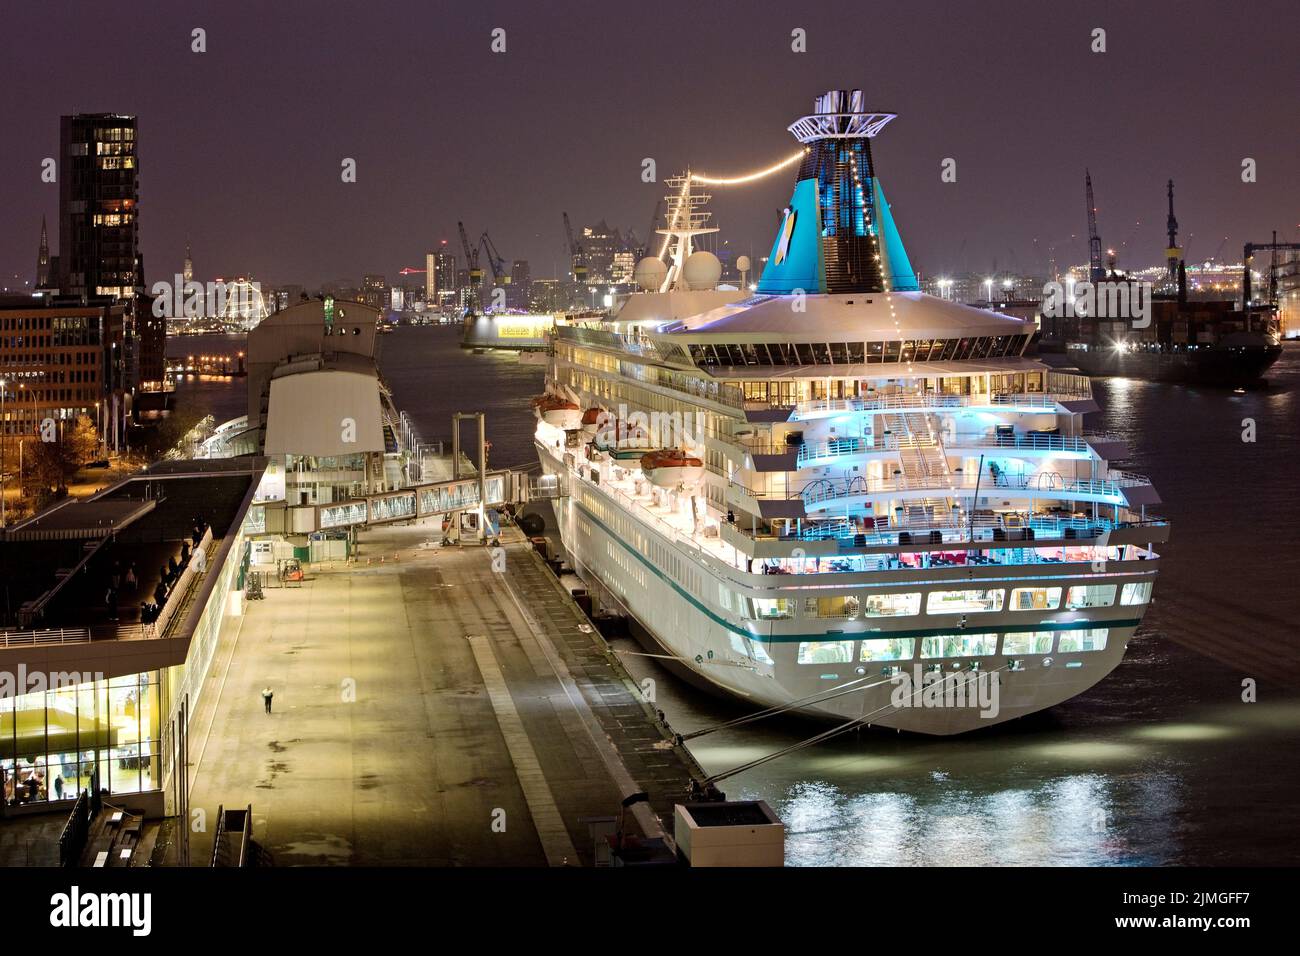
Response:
[790, 469, 1150, 506]
[736, 512, 1167, 555]
[0, 623, 158, 648]
[788, 389, 1091, 420]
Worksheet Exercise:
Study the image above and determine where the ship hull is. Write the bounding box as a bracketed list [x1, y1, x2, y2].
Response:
[537, 439, 1147, 736]
[1041, 344, 1281, 385]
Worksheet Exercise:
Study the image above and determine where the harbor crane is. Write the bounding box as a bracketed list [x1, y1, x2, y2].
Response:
[562, 212, 588, 284]
[457, 221, 484, 316]
[1243, 233, 1300, 308]
[479, 231, 511, 288]
[1085, 170, 1105, 283]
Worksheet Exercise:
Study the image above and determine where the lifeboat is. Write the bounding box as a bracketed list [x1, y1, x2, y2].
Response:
[580, 406, 605, 439]
[534, 394, 583, 430]
[640, 449, 705, 489]
[593, 421, 657, 459]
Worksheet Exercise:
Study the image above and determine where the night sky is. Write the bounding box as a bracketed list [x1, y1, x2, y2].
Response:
[2, 0, 1296, 290]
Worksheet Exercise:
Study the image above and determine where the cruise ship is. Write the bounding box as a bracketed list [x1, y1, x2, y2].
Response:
[534, 90, 1168, 734]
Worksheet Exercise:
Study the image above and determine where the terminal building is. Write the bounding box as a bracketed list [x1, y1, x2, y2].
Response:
[2, 296, 517, 822]
[1, 457, 262, 815]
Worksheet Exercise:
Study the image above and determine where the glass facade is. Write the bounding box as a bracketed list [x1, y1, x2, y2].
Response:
[1, 671, 160, 806]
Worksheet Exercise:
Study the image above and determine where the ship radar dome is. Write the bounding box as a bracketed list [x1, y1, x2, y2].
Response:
[633, 256, 668, 291]
[682, 250, 722, 290]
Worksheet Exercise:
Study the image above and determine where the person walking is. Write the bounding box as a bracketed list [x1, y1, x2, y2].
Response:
[262, 687, 274, 714]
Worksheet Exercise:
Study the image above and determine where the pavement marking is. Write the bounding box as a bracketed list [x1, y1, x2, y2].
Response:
[466, 632, 579, 867]
[496, 546, 672, 848]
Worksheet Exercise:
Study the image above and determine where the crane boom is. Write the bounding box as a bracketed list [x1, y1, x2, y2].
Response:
[1085, 169, 1104, 283]
[457, 221, 484, 316]
[480, 231, 510, 285]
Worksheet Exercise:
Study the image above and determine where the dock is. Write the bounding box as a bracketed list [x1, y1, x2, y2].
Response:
[183, 519, 703, 866]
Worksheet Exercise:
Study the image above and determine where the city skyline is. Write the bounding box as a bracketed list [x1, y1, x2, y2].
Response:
[2, 0, 1296, 292]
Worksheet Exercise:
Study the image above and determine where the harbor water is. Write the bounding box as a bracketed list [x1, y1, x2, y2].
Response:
[171, 328, 1300, 866]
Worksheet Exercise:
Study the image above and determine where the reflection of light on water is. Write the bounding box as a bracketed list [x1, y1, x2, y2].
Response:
[1029, 741, 1143, 762]
[689, 743, 776, 769]
[798, 752, 910, 775]
[1133, 723, 1234, 742]
[774, 773, 1148, 866]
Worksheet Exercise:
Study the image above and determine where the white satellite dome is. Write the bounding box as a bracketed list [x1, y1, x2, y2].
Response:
[736, 254, 752, 273]
[633, 256, 668, 291]
[682, 250, 722, 290]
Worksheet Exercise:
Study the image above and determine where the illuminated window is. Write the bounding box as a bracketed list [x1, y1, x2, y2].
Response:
[1002, 631, 1054, 654]
[797, 640, 855, 664]
[920, 633, 999, 658]
[753, 598, 793, 620]
[1065, 584, 1116, 609]
[863, 592, 921, 616]
[1056, 628, 1109, 652]
[1120, 581, 1152, 605]
[926, 589, 1004, 614]
[859, 638, 915, 661]
[1009, 586, 1061, 611]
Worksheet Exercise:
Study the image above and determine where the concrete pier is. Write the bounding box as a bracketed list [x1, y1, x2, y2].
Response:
[184, 520, 701, 866]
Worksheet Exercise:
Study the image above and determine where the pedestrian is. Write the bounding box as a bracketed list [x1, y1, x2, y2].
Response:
[262, 687, 273, 714]
[125, 565, 137, 590]
[54, 776, 64, 799]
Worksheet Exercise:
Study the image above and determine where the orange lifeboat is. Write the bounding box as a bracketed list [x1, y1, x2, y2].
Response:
[580, 406, 606, 438]
[640, 449, 705, 489]
[534, 394, 583, 430]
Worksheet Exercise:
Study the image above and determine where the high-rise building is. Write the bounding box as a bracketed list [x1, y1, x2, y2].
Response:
[361, 274, 389, 313]
[57, 114, 140, 299]
[507, 259, 531, 310]
[436, 249, 457, 297]
[183, 240, 194, 286]
[35, 217, 51, 289]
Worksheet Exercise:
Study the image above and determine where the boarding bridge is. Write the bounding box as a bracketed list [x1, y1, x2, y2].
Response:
[263, 470, 526, 533]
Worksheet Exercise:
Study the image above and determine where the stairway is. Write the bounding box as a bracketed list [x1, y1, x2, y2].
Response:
[884, 412, 954, 526]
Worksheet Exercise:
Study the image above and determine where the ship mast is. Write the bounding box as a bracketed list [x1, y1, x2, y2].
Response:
[656, 172, 718, 293]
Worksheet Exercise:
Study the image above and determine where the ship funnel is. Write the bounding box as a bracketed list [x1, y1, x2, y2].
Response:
[813, 90, 868, 134]
[759, 89, 915, 296]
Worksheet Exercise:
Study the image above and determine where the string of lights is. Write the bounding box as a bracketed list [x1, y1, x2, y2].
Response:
[689, 149, 806, 186]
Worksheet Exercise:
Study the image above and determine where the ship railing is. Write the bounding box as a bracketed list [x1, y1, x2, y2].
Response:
[595, 476, 706, 557]
[729, 508, 1167, 549]
[788, 469, 1151, 505]
[947, 433, 1093, 453]
[787, 390, 1089, 420]
[796, 437, 869, 464]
